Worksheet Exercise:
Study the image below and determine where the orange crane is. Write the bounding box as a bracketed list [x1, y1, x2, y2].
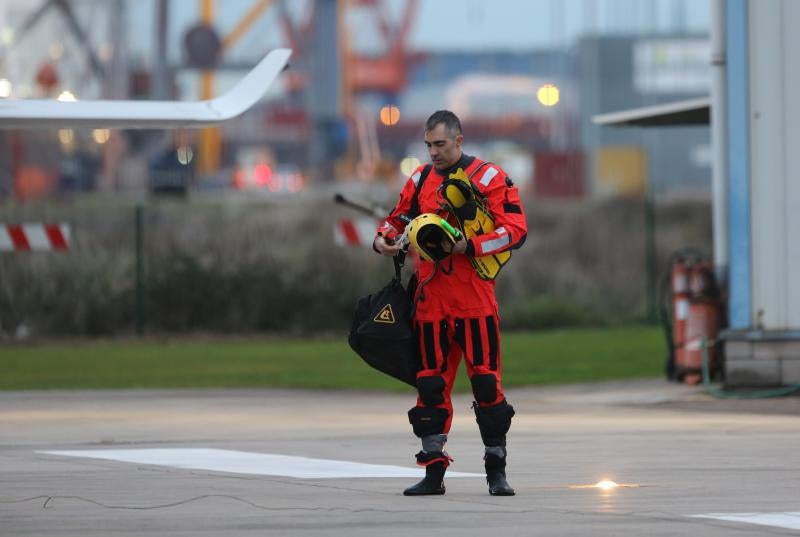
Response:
[277, 0, 422, 109]
[346, 0, 422, 96]
[195, 0, 422, 177]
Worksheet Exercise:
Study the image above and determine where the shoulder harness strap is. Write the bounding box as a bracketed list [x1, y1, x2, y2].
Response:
[408, 164, 433, 219]
[394, 164, 432, 279]
[467, 160, 495, 191]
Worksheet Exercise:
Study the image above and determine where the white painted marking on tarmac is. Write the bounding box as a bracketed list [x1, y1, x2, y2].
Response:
[39, 448, 481, 479]
[692, 512, 800, 531]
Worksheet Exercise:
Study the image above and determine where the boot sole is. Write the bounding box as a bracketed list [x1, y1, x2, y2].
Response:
[489, 489, 516, 496]
[403, 488, 445, 496]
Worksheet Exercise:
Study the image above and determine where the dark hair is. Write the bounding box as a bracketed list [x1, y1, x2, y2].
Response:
[425, 110, 462, 138]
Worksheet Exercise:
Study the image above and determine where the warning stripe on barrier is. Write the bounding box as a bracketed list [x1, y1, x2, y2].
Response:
[334, 218, 377, 247]
[0, 223, 71, 251]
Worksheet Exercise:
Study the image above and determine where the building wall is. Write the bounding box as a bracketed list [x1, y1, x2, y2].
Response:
[723, 0, 800, 387]
[748, 0, 800, 330]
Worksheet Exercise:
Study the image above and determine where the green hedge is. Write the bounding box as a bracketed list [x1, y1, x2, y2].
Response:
[0, 196, 711, 338]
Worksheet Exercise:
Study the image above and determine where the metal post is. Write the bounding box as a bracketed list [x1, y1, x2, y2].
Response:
[710, 0, 729, 286]
[152, 0, 170, 100]
[306, 0, 340, 183]
[113, 0, 129, 99]
[135, 204, 144, 335]
[198, 0, 221, 174]
[644, 185, 657, 321]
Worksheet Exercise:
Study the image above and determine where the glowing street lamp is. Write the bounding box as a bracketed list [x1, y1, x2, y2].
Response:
[400, 156, 420, 176]
[537, 83, 560, 107]
[380, 104, 400, 126]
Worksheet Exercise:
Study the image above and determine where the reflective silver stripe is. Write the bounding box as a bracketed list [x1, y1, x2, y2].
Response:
[480, 229, 510, 254]
[479, 167, 498, 186]
[422, 434, 448, 452]
[411, 170, 422, 185]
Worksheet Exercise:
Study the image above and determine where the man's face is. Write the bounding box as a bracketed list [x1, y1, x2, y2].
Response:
[424, 123, 463, 170]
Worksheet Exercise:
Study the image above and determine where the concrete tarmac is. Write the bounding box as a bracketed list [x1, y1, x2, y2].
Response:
[1, 379, 799, 536]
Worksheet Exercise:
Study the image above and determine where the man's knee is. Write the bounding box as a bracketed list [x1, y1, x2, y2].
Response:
[470, 373, 498, 404]
[417, 375, 446, 406]
[473, 399, 515, 446]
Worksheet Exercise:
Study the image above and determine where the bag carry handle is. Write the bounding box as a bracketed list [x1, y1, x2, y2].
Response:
[392, 252, 404, 281]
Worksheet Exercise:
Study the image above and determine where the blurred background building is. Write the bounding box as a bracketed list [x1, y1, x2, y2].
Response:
[0, 0, 716, 344]
[0, 0, 711, 202]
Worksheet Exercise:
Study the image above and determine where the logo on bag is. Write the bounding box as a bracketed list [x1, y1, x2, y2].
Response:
[374, 304, 396, 324]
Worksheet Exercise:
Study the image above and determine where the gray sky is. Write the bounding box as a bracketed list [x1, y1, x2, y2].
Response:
[127, 0, 709, 64]
[0, 0, 708, 99]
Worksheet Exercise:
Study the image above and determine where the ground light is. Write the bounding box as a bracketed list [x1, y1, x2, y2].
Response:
[568, 479, 639, 490]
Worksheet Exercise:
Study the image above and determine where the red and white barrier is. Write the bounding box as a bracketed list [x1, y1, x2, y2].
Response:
[0, 223, 71, 251]
[334, 218, 378, 247]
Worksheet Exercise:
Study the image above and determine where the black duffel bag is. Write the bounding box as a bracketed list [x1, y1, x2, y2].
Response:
[349, 255, 418, 387]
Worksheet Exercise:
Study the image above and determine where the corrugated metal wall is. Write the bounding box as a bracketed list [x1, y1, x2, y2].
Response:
[749, 0, 800, 329]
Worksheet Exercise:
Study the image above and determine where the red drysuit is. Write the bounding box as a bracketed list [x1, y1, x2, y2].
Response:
[376, 154, 527, 438]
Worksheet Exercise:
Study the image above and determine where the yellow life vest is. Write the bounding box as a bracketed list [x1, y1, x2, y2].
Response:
[439, 166, 511, 280]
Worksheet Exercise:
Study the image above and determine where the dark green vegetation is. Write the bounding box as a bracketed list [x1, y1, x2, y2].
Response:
[0, 198, 712, 338]
[0, 326, 665, 391]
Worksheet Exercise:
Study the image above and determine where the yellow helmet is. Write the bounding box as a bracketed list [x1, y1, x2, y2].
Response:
[406, 213, 461, 262]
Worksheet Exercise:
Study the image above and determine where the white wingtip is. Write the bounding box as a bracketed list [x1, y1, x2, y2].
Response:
[0, 48, 293, 129]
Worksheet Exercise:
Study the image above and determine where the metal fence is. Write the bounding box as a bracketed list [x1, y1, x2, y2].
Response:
[0, 188, 712, 339]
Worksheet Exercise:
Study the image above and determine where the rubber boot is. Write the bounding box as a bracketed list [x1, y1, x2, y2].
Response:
[485, 451, 515, 496]
[403, 461, 447, 496]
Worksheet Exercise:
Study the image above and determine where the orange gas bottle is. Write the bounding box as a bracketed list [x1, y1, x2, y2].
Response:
[670, 257, 691, 378]
[680, 262, 722, 384]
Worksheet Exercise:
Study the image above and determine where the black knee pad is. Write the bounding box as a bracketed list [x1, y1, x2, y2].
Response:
[417, 375, 446, 406]
[473, 399, 515, 447]
[470, 374, 497, 404]
[408, 406, 448, 438]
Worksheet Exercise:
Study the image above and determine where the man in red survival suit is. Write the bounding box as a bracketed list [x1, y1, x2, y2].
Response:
[373, 110, 527, 496]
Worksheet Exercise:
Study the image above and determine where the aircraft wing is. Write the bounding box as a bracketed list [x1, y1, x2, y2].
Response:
[0, 48, 292, 129]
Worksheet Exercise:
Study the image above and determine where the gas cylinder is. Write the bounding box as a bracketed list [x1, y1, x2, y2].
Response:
[680, 262, 722, 384]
